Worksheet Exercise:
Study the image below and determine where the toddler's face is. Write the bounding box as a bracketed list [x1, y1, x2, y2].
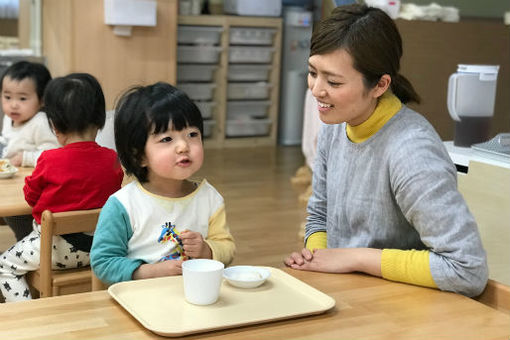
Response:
[1, 76, 42, 127]
[143, 123, 204, 184]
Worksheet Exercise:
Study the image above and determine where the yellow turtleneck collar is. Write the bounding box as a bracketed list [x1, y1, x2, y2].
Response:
[346, 91, 402, 143]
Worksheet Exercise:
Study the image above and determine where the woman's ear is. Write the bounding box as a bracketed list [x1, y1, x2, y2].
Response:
[372, 74, 391, 98]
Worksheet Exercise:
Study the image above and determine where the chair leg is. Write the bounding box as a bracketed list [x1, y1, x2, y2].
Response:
[92, 272, 107, 291]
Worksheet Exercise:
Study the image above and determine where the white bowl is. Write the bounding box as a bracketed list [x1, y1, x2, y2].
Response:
[0, 159, 18, 179]
[223, 266, 271, 289]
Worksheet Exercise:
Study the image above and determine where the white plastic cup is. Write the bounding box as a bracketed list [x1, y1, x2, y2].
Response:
[182, 259, 224, 305]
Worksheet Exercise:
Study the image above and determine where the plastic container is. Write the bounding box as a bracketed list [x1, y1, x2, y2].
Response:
[203, 119, 215, 138]
[229, 27, 276, 45]
[177, 83, 216, 101]
[226, 118, 272, 137]
[177, 45, 223, 63]
[177, 64, 218, 82]
[227, 64, 271, 81]
[194, 101, 216, 119]
[227, 82, 271, 100]
[227, 100, 270, 120]
[229, 47, 274, 63]
[178, 26, 223, 45]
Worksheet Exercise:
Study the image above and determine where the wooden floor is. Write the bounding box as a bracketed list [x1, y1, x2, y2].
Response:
[0, 146, 306, 267]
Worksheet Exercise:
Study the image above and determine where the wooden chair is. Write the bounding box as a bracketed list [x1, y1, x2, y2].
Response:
[26, 209, 101, 298]
[91, 270, 107, 291]
[474, 279, 510, 315]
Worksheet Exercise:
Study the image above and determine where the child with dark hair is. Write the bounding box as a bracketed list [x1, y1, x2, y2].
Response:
[0, 61, 59, 241]
[0, 73, 124, 302]
[1, 61, 57, 167]
[90, 82, 235, 285]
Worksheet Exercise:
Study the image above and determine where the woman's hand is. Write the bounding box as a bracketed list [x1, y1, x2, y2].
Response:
[285, 248, 383, 277]
[284, 248, 314, 267]
[133, 260, 183, 279]
[180, 230, 212, 259]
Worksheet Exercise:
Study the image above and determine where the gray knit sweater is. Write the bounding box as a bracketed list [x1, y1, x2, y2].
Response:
[306, 105, 488, 297]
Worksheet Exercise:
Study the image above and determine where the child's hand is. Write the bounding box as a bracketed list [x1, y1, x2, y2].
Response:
[159, 259, 184, 276]
[9, 153, 23, 167]
[132, 260, 183, 280]
[180, 230, 212, 259]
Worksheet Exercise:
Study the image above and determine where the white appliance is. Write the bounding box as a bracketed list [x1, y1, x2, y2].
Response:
[447, 64, 499, 147]
[278, 7, 313, 145]
[223, 0, 282, 17]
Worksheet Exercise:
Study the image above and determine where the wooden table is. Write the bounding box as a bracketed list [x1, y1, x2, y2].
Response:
[0, 167, 32, 217]
[0, 269, 508, 340]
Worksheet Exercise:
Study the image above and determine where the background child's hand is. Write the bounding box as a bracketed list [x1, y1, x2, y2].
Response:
[9, 152, 23, 167]
[180, 230, 212, 259]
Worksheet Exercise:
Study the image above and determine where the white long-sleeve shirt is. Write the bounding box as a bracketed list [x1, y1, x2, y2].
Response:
[1, 112, 59, 166]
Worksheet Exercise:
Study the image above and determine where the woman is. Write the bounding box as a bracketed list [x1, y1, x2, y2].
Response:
[284, 4, 488, 297]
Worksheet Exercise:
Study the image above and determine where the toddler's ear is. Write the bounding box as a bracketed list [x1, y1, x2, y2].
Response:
[140, 155, 148, 167]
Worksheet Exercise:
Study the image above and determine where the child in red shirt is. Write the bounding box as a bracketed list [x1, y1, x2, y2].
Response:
[0, 73, 123, 302]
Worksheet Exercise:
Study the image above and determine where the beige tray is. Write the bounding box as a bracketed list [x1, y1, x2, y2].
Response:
[108, 267, 335, 337]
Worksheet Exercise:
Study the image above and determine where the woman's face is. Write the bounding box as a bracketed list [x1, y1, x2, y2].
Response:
[307, 48, 381, 126]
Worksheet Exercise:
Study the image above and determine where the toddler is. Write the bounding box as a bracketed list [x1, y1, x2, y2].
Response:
[0, 73, 124, 302]
[0, 61, 58, 167]
[91, 82, 235, 285]
[1, 61, 59, 241]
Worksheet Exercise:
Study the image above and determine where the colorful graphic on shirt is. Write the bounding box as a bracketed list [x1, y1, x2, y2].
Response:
[158, 222, 187, 261]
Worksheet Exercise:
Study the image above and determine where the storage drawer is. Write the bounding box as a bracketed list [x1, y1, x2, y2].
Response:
[227, 64, 271, 81]
[194, 101, 216, 120]
[177, 64, 218, 82]
[177, 45, 222, 63]
[229, 27, 276, 45]
[203, 119, 215, 138]
[227, 100, 270, 120]
[226, 118, 271, 137]
[177, 83, 216, 101]
[229, 47, 273, 63]
[227, 82, 271, 100]
[178, 26, 223, 45]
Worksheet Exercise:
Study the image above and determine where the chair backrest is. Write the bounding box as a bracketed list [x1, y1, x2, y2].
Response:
[38, 209, 101, 297]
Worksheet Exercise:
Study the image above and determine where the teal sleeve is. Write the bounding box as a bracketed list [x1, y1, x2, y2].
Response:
[90, 197, 145, 285]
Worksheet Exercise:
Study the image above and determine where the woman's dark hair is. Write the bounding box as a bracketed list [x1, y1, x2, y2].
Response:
[310, 4, 420, 104]
[43, 73, 106, 134]
[0, 61, 52, 100]
[114, 82, 203, 183]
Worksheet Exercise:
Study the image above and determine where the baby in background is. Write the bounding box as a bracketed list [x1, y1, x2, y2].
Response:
[91, 82, 235, 285]
[0, 61, 60, 241]
[0, 73, 124, 302]
[0, 61, 58, 167]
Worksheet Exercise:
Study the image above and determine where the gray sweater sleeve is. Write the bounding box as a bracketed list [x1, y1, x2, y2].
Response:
[304, 123, 329, 243]
[389, 127, 488, 297]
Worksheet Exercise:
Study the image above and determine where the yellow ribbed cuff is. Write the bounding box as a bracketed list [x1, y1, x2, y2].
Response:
[381, 249, 437, 288]
[305, 232, 327, 251]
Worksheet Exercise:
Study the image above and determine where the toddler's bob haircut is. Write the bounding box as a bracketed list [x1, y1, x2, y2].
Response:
[114, 82, 203, 183]
[43, 73, 106, 134]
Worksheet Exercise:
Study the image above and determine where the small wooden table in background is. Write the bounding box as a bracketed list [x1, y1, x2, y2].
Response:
[0, 269, 508, 339]
[0, 167, 32, 217]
